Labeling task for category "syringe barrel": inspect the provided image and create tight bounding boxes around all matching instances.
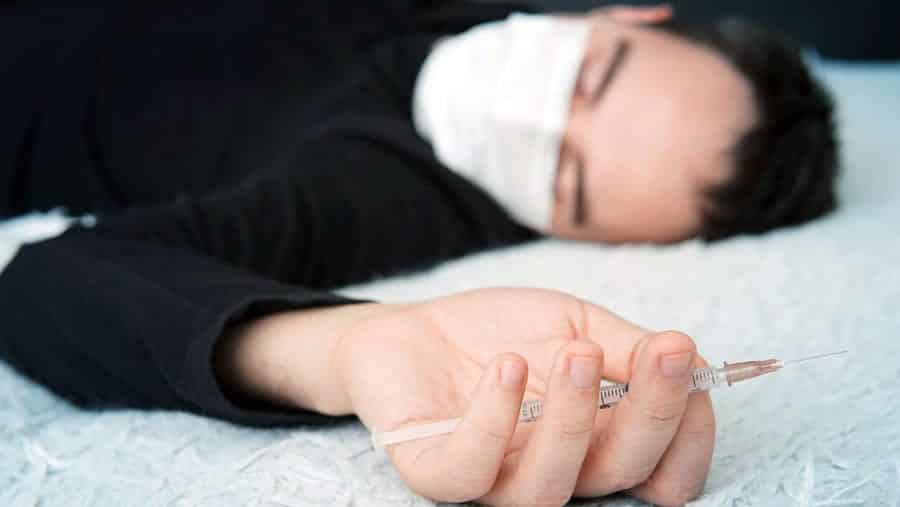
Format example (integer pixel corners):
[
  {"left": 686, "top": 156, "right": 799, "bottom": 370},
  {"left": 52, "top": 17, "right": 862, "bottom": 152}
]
[
  {"left": 689, "top": 366, "right": 727, "bottom": 391},
  {"left": 598, "top": 382, "right": 629, "bottom": 407},
  {"left": 597, "top": 367, "right": 727, "bottom": 399},
  {"left": 376, "top": 354, "right": 802, "bottom": 448},
  {"left": 516, "top": 367, "right": 726, "bottom": 422},
  {"left": 598, "top": 367, "right": 726, "bottom": 406}
]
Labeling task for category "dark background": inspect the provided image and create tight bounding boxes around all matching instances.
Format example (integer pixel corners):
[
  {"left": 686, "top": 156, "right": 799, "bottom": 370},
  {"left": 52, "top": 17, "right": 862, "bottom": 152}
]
[{"left": 501, "top": 0, "right": 900, "bottom": 60}]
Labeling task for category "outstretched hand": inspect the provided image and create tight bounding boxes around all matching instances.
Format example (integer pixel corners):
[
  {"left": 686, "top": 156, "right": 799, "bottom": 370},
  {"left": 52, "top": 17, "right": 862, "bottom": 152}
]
[{"left": 337, "top": 288, "right": 714, "bottom": 506}]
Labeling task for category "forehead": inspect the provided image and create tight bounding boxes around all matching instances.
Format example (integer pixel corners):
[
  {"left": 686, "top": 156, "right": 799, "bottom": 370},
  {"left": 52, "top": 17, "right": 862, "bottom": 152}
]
[
  {"left": 590, "top": 22, "right": 756, "bottom": 183},
  {"left": 625, "top": 25, "right": 755, "bottom": 151}
]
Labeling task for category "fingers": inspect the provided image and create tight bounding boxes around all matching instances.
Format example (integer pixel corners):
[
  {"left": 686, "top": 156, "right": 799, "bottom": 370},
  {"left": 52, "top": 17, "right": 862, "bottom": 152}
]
[
  {"left": 593, "top": 4, "right": 673, "bottom": 25},
  {"left": 575, "top": 331, "right": 696, "bottom": 497},
  {"left": 580, "top": 302, "right": 649, "bottom": 383},
  {"left": 629, "top": 356, "right": 716, "bottom": 506},
  {"left": 393, "top": 353, "right": 527, "bottom": 503},
  {"left": 482, "top": 340, "right": 604, "bottom": 506}
]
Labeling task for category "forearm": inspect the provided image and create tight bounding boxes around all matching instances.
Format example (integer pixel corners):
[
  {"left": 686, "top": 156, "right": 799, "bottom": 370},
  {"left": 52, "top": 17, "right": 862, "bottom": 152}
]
[{"left": 214, "top": 302, "right": 410, "bottom": 416}]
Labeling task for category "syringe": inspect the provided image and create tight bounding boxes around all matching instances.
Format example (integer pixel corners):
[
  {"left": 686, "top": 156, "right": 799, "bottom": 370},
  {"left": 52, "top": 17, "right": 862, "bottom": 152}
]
[{"left": 371, "top": 350, "right": 847, "bottom": 449}]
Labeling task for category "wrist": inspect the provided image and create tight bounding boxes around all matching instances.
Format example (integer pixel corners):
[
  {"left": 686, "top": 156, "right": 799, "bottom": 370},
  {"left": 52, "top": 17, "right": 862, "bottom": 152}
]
[{"left": 214, "top": 302, "right": 402, "bottom": 416}]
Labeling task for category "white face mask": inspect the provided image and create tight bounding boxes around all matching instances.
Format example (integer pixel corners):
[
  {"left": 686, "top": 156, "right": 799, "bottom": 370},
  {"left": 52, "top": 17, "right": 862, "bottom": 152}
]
[{"left": 412, "top": 13, "right": 590, "bottom": 230}]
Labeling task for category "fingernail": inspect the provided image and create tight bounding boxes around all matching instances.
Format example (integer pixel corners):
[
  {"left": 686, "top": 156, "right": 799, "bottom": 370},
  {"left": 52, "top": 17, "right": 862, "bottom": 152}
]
[
  {"left": 570, "top": 356, "right": 599, "bottom": 389},
  {"left": 500, "top": 359, "right": 525, "bottom": 388},
  {"left": 660, "top": 352, "right": 693, "bottom": 378}
]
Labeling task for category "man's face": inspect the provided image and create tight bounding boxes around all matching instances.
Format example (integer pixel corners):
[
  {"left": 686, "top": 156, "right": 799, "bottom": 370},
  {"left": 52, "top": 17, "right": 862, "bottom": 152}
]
[{"left": 548, "top": 16, "right": 758, "bottom": 243}]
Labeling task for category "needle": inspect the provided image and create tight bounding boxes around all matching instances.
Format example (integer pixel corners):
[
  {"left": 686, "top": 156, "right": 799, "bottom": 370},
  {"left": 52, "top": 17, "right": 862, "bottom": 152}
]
[{"left": 781, "top": 349, "right": 848, "bottom": 365}]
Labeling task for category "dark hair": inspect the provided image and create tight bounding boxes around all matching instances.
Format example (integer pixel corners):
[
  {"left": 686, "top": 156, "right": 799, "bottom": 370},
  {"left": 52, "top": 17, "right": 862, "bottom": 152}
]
[{"left": 658, "top": 18, "right": 839, "bottom": 241}]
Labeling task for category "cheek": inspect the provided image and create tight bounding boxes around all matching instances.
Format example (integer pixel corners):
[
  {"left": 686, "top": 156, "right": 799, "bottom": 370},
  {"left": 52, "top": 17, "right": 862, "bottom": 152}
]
[
  {"left": 625, "top": 173, "right": 700, "bottom": 242},
  {"left": 587, "top": 162, "right": 666, "bottom": 223},
  {"left": 583, "top": 133, "right": 699, "bottom": 240},
  {"left": 584, "top": 108, "right": 671, "bottom": 208}
]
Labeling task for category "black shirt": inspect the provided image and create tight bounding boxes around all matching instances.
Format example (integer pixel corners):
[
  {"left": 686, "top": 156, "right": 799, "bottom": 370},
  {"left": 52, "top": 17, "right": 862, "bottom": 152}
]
[{"left": 0, "top": 1, "right": 535, "bottom": 426}]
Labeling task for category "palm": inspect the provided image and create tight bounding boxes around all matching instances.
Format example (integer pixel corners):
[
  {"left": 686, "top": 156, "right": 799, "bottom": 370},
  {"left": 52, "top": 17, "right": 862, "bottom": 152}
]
[{"left": 342, "top": 288, "right": 628, "bottom": 456}]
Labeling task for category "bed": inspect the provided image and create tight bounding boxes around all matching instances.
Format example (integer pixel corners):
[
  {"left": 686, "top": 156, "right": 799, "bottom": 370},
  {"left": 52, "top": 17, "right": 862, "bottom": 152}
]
[{"left": 1, "top": 56, "right": 898, "bottom": 506}]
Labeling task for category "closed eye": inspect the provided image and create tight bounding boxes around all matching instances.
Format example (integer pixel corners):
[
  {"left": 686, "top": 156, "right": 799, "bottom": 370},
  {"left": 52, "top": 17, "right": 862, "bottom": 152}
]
[
  {"left": 571, "top": 38, "right": 630, "bottom": 227},
  {"left": 574, "top": 161, "right": 587, "bottom": 226}
]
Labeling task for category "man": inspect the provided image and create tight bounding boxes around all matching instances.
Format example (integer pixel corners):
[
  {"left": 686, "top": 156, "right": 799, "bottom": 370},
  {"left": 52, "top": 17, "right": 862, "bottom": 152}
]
[{"left": 0, "top": 1, "right": 836, "bottom": 505}]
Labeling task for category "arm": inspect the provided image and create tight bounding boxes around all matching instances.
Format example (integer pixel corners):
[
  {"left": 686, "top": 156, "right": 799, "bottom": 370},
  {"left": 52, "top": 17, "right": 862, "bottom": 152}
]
[{"left": 0, "top": 126, "right": 528, "bottom": 425}]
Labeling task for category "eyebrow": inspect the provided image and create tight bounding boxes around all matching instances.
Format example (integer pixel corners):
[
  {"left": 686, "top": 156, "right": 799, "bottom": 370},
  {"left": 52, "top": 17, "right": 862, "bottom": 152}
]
[
  {"left": 590, "top": 38, "right": 631, "bottom": 106},
  {"left": 574, "top": 38, "right": 631, "bottom": 226}
]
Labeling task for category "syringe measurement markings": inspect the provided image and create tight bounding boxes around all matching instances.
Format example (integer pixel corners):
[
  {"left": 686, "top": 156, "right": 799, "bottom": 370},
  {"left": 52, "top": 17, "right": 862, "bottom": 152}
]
[
  {"left": 691, "top": 368, "right": 717, "bottom": 391},
  {"left": 519, "top": 368, "right": 719, "bottom": 423},
  {"left": 599, "top": 384, "right": 627, "bottom": 407}
]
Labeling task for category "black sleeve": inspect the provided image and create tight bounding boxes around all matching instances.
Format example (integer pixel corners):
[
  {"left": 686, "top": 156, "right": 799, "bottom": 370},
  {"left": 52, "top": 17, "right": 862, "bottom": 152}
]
[{"left": 0, "top": 123, "right": 531, "bottom": 427}]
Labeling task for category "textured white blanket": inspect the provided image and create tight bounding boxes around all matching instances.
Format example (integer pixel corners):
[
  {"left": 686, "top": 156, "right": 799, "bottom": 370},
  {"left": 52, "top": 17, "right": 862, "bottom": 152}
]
[{"left": 1, "top": 58, "right": 899, "bottom": 506}]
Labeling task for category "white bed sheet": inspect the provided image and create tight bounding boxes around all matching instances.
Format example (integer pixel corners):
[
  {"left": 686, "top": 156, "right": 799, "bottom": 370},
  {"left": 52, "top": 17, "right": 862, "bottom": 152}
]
[{"left": 1, "top": 58, "right": 898, "bottom": 506}]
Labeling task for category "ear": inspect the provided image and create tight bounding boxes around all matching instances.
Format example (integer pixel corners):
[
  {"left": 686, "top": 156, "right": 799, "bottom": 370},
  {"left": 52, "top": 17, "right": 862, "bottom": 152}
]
[{"left": 589, "top": 4, "right": 673, "bottom": 25}]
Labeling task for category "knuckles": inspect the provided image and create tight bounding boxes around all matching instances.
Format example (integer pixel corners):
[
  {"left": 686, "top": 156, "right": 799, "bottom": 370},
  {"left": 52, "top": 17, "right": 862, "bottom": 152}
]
[
  {"left": 637, "top": 476, "right": 707, "bottom": 507},
  {"left": 639, "top": 399, "right": 686, "bottom": 430},
  {"left": 613, "top": 467, "right": 656, "bottom": 493},
  {"left": 414, "top": 468, "right": 494, "bottom": 504},
  {"left": 468, "top": 416, "right": 513, "bottom": 445},
  {"left": 553, "top": 416, "right": 597, "bottom": 442},
  {"left": 511, "top": 487, "right": 573, "bottom": 507}
]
